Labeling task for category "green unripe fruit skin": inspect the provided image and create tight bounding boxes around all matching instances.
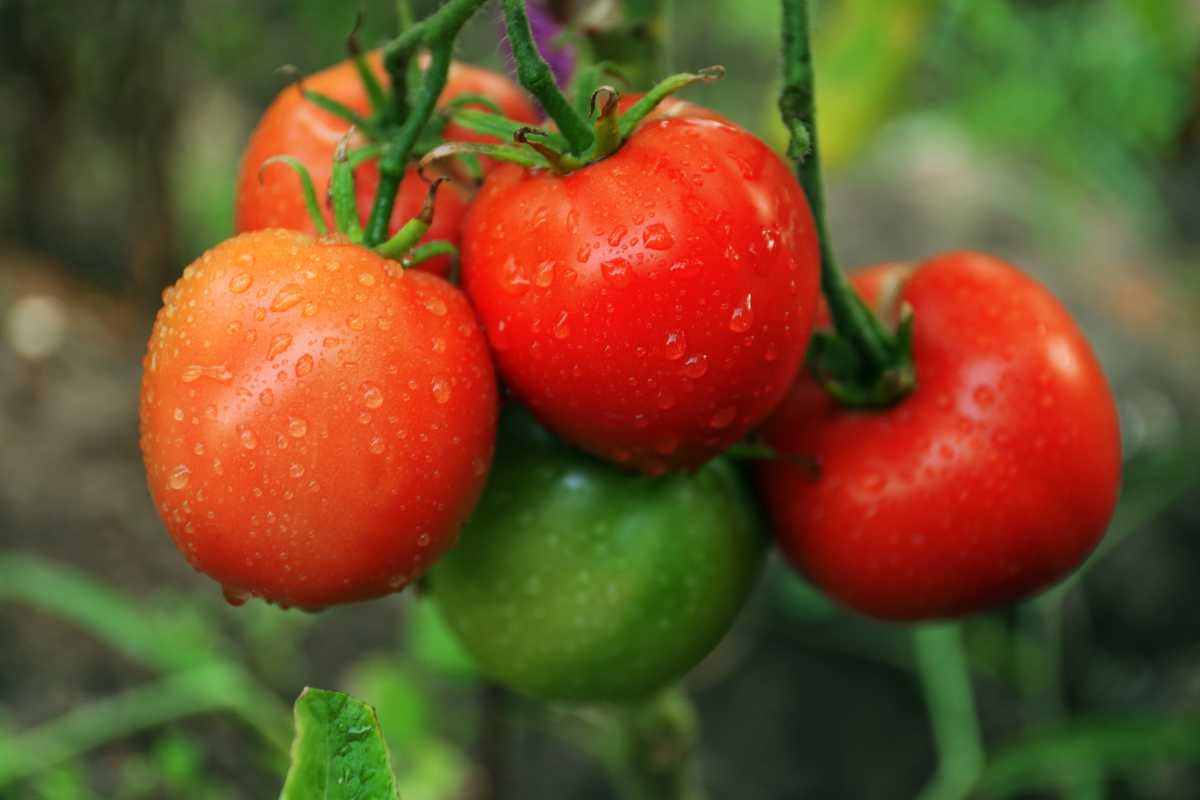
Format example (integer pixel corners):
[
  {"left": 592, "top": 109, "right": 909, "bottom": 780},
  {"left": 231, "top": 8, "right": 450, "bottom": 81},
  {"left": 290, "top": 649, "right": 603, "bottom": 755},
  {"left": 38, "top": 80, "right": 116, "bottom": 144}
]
[{"left": 430, "top": 405, "right": 765, "bottom": 702}]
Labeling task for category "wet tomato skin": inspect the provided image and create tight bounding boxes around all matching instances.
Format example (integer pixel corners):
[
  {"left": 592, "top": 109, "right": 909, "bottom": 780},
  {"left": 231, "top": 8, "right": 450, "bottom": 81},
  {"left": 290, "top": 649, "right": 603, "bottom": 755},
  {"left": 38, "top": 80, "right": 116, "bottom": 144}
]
[
  {"left": 461, "top": 110, "right": 821, "bottom": 474},
  {"left": 139, "top": 229, "right": 498, "bottom": 609},
  {"left": 431, "top": 404, "right": 765, "bottom": 702},
  {"left": 758, "top": 252, "right": 1122, "bottom": 621},
  {"left": 234, "top": 54, "right": 538, "bottom": 276}
]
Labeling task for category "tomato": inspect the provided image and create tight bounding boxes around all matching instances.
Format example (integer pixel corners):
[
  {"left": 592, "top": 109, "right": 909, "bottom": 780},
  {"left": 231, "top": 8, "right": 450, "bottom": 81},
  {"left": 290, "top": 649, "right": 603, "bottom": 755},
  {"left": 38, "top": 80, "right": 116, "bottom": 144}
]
[
  {"left": 757, "top": 252, "right": 1122, "bottom": 620},
  {"left": 460, "top": 108, "right": 821, "bottom": 473},
  {"left": 430, "top": 404, "right": 765, "bottom": 701},
  {"left": 139, "top": 230, "right": 498, "bottom": 609},
  {"left": 234, "top": 53, "right": 539, "bottom": 276}
]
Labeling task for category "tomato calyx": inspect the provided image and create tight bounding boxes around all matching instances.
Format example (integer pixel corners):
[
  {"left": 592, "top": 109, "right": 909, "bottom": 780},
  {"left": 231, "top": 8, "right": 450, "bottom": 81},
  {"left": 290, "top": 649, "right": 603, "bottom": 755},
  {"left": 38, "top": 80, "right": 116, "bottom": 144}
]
[{"left": 419, "top": 66, "right": 725, "bottom": 176}]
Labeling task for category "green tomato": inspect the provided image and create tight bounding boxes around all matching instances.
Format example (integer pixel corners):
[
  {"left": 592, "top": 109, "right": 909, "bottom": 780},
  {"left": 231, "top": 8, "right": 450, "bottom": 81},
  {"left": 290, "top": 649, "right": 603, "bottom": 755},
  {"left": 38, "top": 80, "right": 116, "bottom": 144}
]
[{"left": 429, "top": 405, "right": 766, "bottom": 702}]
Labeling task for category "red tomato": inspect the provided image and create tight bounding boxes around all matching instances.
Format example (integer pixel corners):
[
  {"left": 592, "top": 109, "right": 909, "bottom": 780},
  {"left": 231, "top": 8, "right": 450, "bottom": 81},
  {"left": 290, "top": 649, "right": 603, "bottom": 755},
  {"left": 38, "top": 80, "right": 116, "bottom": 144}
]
[
  {"left": 139, "top": 230, "right": 498, "bottom": 609},
  {"left": 461, "top": 108, "right": 821, "bottom": 473},
  {"left": 758, "top": 252, "right": 1122, "bottom": 620},
  {"left": 234, "top": 53, "right": 538, "bottom": 276}
]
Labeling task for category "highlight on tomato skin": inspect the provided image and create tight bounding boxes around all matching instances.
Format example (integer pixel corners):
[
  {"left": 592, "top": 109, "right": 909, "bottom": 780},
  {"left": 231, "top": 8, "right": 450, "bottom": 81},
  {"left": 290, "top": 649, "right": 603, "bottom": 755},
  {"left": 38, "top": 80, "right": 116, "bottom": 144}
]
[
  {"left": 460, "top": 104, "right": 822, "bottom": 475},
  {"left": 429, "top": 403, "right": 767, "bottom": 702},
  {"left": 756, "top": 251, "right": 1123, "bottom": 622},
  {"left": 233, "top": 52, "right": 539, "bottom": 276},
  {"left": 139, "top": 229, "right": 499, "bottom": 610}
]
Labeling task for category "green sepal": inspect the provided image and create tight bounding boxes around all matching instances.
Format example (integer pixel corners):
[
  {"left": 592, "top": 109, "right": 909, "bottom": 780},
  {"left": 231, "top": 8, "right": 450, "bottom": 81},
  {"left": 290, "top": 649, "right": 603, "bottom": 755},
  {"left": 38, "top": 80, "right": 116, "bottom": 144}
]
[
  {"left": 330, "top": 135, "right": 365, "bottom": 243},
  {"left": 258, "top": 156, "right": 328, "bottom": 236},
  {"left": 449, "top": 109, "right": 570, "bottom": 152},
  {"left": 615, "top": 66, "right": 725, "bottom": 141}
]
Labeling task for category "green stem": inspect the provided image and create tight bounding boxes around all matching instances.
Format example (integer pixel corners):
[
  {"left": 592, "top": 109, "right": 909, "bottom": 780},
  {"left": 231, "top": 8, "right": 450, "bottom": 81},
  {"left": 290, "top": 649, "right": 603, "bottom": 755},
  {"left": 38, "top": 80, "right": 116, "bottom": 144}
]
[
  {"left": 0, "top": 663, "right": 291, "bottom": 789},
  {"left": 366, "top": 41, "right": 454, "bottom": 246},
  {"left": 779, "top": 0, "right": 894, "bottom": 372},
  {"left": 603, "top": 687, "right": 707, "bottom": 800},
  {"left": 914, "top": 624, "right": 985, "bottom": 800},
  {"left": 501, "top": 0, "right": 595, "bottom": 154}
]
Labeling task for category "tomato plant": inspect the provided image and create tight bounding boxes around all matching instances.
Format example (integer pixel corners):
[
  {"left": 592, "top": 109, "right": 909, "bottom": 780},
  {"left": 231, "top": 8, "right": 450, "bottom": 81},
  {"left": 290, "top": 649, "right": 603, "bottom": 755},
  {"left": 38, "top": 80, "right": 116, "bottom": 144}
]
[
  {"left": 234, "top": 52, "right": 538, "bottom": 275},
  {"left": 757, "top": 252, "right": 1122, "bottom": 620},
  {"left": 460, "top": 103, "right": 821, "bottom": 474},
  {"left": 139, "top": 229, "right": 498, "bottom": 609},
  {"left": 430, "top": 404, "right": 765, "bottom": 701}
]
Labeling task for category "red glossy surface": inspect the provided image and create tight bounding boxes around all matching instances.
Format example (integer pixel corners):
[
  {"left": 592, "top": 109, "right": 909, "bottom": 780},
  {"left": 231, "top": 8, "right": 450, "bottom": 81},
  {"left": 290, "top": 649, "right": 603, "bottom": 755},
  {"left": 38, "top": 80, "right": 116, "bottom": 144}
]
[
  {"left": 234, "top": 53, "right": 538, "bottom": 275},
  {"left": 462, "top": 109, "right": 820, "bottom": 473},
  {"left": 140, "top": 230, "right": 498, "bottom": 609},
  {"left": 759, "top": 252, "right": 1122, "bottom": 620}
]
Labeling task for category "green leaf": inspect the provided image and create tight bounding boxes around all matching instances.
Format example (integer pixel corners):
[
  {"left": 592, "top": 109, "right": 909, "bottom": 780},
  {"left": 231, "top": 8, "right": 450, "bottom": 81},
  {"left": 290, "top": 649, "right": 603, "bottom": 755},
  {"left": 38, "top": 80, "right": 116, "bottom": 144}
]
[{"left": 279, "top": 688, "right": 399, "bottom": 800}]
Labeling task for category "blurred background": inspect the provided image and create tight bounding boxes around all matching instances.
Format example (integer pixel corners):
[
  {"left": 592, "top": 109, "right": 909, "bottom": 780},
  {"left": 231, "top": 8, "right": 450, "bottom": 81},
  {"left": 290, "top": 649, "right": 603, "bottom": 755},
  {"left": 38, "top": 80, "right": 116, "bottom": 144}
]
[{"left": 2, "top": 0, "right": 1199, "bottom": 797}]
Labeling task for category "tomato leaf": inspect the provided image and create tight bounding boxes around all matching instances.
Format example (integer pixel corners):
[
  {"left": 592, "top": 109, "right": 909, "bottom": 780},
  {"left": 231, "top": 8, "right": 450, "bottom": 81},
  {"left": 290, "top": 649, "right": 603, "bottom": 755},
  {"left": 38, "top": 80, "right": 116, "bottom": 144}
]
[{"left": 279, "top": 688, "right": 399, "bottom": 800}]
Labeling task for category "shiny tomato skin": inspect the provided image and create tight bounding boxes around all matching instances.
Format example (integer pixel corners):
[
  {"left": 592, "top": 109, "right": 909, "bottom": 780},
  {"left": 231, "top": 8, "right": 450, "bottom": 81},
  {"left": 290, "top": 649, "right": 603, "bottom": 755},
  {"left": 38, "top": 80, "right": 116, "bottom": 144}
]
[
  {"left": 758, "top": 252, "right": 1122, "bottom": 621},
  {"left": 140, "top": 229, "right": 498, "bottom": 609},
  {"left": 461, "top": 111, "right": 821, "bottom": 473},
  {"left": 430, "top": 404, "right": 765, "bottom": 702},
  {"left": 234, "top": 54, "right": 538, "bottom": 276}
]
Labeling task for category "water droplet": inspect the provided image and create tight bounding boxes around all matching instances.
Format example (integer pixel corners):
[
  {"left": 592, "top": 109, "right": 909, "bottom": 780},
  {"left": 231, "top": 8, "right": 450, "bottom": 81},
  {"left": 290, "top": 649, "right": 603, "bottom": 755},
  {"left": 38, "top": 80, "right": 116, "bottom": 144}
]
[
  {"left": 576, "top": 243, "right": 593, "bottom": 263},
  {"left": 302, "top": 302, "right": 318, "bottom": 317},
  {"left": 432, "top": 337, "right": 446, "bottom": 353},
  {"left": 288, "top": 417, "right": 308, "bottom": 438},
  {"left": 259, "top": 389, "right": 274, "bottom": 406},
  {"left": 432, "top": 377, "right": 451, "bottom": 404},
  {"left": 655, "top": 391, "right": 676, "bottom": 410},
  {"left": 663, "top": 331, "right": 686, "bottom": 360},
  {"left": 533, "top": 260, "right": 556, "bottom": 288},
  {"left": 764, "top": 342, "right": 780, "bottom": 362},
  {"left": 295, "top": 354, "right": 314, "bottom": 377},
  {"left": 973, "top": 386, "right": 996, "bottom": 407},
  {"left": 182, "top": 364, "right": 234, "bottom": 383},
  {"left": 729, "top": 293, "right": 754, "bottom": 332},
  {"left": 229, "top": 273, "right": 252, "bottom": 293},
  {"left": 226, "top": 321, "right": 242, "bottom": 335},
  {"left": 168, "top": 464, "right": 190, "bottom": 490},
  {"left": 173, "top": 407, "right": 185, "bottom": 421},
  {"left": 193, "top": 442, "right": 205, "bottom": 456},
  {"left": 347, "top": 315, "right": 365, "bottom": 331},
  {"left": 552, "top": 311, "right": 570, "bottom": 339},
  {"left": 289, "top": 463, "right": 305, "bottom": 478},
  {"left": 608, "top": 225, "right": 628, "bottom": 246},
  {"left": 358, "top": 272, "right": 375, "bottom": 287},
  {"left": 861, "top": 474, "right": 886, "bottom": 493},
  {"left": 270, "top": 284, "right": 304, "bottom": 312},
  {"left": 681, "top": 353, "right": 709, "bottom": 379},
  {"left": 424, "top": 296, "right": 448, "bottom": 317},
  {"left": 601, "top": 258, "right": 632, "bottom": 288},
  {"left": 323, "top": 337, "right": 340, "bottom": 348},
  {"left": 709, "top": 406, "right": 737, "bottom": 429},
  {"left": 239, "top": 427, "right": 258, "bottom": 449},
  {"left": 361, "top": 382, "right": 384, "bottom": 408},
  {"left": 642, "top": 223, "right": 673, "bottom": 250},
  {"left": 499, "top": 256, "right": 530, "bottom": 295},
  {"left": 222, "top": 586, "right": 250, "bottom": 606},
  {"left": 369, "top": 436, "right": 386, "bottom": 454},
  {"left": 267, "top": 333, "right": 293, "bottom": 359}
]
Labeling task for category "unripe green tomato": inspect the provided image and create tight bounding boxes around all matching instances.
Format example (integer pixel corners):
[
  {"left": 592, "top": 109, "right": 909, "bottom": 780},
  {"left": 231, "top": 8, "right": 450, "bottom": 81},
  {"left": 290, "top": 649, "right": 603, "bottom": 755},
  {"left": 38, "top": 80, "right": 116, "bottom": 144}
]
[{"left": 430, "top": 405, "right": 766, "bottom": 702}]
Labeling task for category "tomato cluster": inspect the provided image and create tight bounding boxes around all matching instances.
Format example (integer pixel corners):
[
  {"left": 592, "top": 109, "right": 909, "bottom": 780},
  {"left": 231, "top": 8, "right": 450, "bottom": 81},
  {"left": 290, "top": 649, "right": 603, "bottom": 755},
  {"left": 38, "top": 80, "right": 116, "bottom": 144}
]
[{"left": 140, "top": 50, "right": 1120, "bottom": 701}]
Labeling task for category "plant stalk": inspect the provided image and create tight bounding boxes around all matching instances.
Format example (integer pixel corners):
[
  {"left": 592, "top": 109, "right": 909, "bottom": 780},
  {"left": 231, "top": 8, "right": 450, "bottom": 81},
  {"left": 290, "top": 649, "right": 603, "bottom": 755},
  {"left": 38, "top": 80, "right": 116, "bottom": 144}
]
[{"left": 914, "top": 624, "right": 985, "bottom": 800}]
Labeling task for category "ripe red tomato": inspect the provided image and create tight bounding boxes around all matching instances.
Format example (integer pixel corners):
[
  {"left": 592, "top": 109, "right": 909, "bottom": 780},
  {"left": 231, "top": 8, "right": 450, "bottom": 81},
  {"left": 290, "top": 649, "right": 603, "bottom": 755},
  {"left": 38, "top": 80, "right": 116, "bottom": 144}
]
[
  {"left": 758, "top": 252, "right": 1122, "bottom": 620},
  {"left": 461, "top": 108, "right": 821, "bottom": 473},
  {"left": 139, "top": 229, "right": 498, "bottom": 609},
  {"left": 234, "top": 53, "right": 538, "bottom": 275}
]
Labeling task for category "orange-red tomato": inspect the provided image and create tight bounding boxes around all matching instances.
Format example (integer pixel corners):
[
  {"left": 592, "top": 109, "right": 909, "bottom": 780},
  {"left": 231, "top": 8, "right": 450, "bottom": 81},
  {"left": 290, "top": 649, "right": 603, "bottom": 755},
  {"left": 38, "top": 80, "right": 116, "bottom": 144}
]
[
  {"left": 758, "top": 252, "right": 1122, "bottom": 620},
  {"left": 234, "top": 53, "right": 538, "bottom": 276},
  {"left": 461, "top": 104, "right": 820, "bottom": 473},
  {"left": 140, "top": 230, "right": 498, "bottom": 609}
]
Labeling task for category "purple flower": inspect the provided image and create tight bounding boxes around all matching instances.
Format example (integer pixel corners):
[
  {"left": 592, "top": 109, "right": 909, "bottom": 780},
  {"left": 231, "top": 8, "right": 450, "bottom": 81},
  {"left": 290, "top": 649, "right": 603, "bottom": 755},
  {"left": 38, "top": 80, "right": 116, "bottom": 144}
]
[{"left": 499, "top": 1, "right": 576, "bottom": 89}]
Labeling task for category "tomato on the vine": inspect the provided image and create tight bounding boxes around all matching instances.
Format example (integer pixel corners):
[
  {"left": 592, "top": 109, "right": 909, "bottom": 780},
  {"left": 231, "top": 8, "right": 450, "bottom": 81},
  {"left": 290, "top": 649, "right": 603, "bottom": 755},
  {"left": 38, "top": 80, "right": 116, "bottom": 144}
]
[
  {"left": 757, "top": 252, "right": 1122, "bottom": 620},
  {"left": 140, "top": 229, "right": 498, "bottom": 609},
  {"left": 430, "top": 404, "right": 765, "bottom": 701},
  {"left": 460, "top": 105, "right": 821, "bottom": 473},
  {"left": 234, "top": 53, "right": 538, "bottom": 276}
]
